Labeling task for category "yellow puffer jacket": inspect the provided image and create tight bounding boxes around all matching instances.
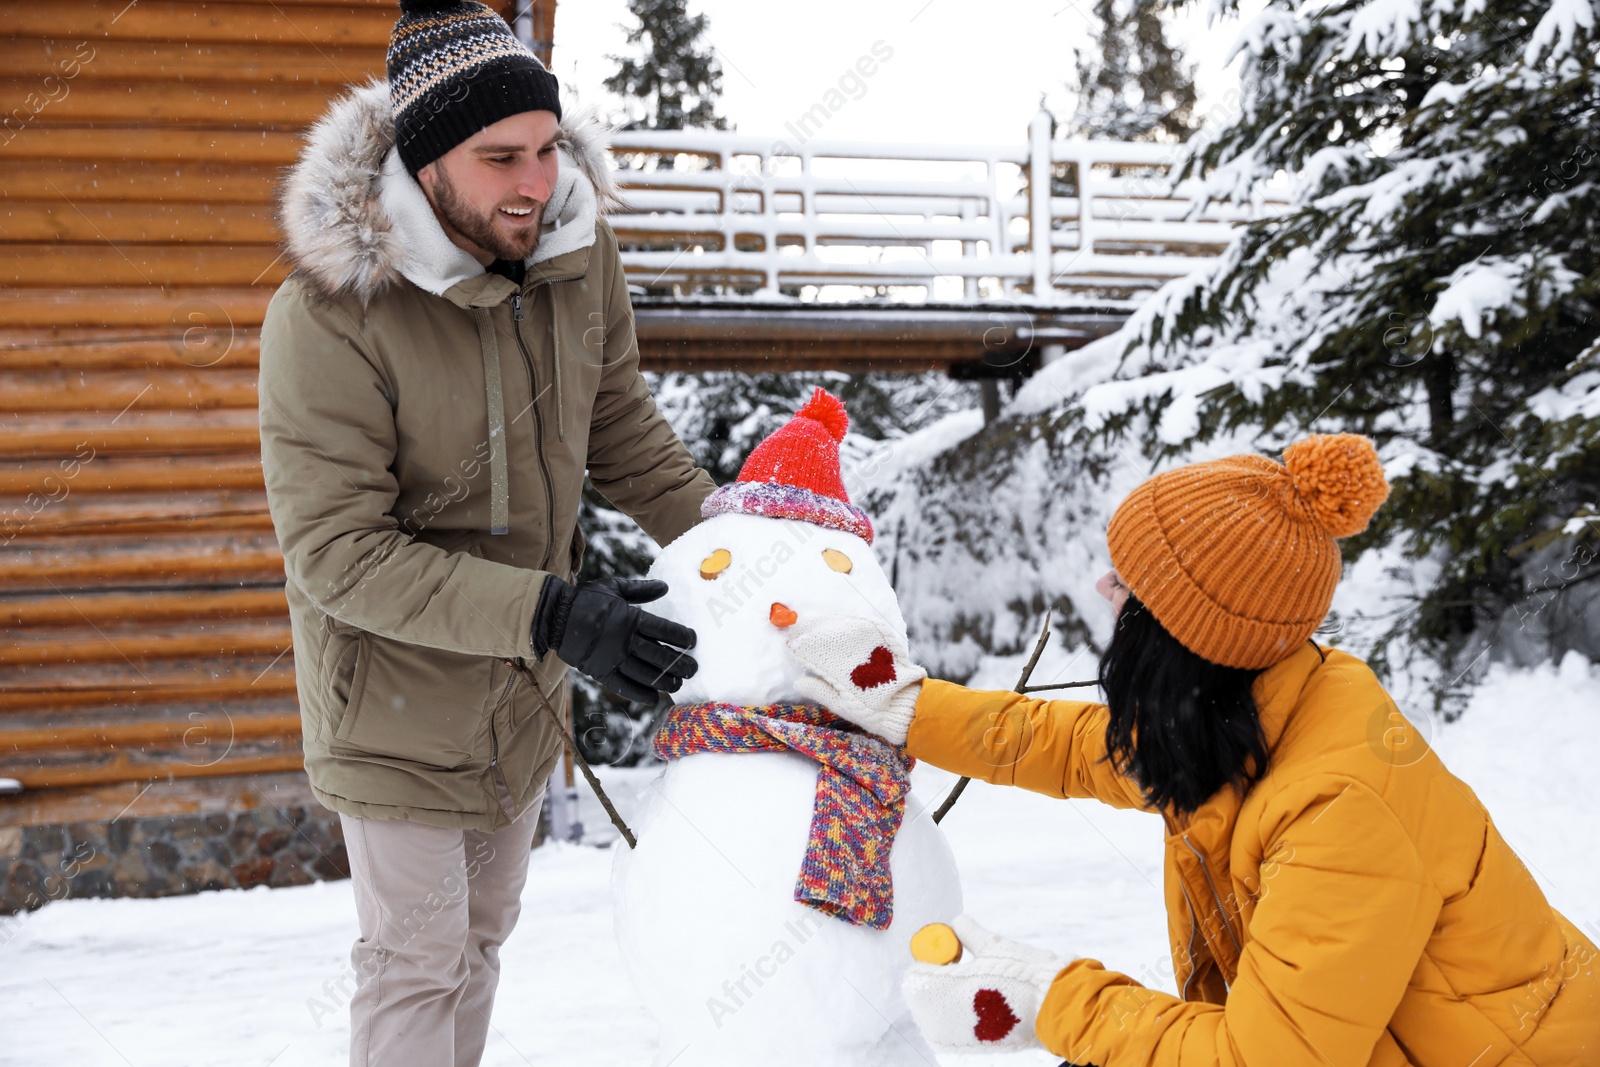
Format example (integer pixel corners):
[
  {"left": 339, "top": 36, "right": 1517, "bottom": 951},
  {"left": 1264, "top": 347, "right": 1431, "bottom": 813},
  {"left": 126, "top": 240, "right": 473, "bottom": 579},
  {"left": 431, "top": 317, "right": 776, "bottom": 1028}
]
[{"left": 907, "top": 641, "right": 1599, "bottom": 1065}]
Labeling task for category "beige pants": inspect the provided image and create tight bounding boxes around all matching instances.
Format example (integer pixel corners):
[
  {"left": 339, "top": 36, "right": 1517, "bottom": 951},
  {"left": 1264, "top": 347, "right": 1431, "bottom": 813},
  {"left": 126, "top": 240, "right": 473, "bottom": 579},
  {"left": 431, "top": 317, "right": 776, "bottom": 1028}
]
[{"left": 341, "top": 774, "right": 545, "bottom": 1067}]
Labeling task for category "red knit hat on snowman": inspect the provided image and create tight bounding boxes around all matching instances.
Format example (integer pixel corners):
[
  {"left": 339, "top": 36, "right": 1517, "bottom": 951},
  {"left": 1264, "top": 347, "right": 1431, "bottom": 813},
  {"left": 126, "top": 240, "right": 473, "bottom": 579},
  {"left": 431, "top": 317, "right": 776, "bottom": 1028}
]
[{"left": 700, "top": 388, "right": 874, "bottom": 544}]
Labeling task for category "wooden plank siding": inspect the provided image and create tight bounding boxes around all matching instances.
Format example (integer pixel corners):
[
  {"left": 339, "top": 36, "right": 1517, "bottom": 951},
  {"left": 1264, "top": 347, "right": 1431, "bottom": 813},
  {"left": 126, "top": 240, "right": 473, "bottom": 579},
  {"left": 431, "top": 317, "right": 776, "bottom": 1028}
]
[{"left": 0, "top": 0, "right": 548, "bottom": 827}]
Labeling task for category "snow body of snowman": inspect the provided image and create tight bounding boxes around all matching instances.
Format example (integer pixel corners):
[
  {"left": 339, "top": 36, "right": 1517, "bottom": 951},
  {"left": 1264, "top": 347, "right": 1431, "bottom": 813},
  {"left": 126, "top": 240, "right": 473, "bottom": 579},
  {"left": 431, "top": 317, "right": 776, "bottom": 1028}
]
[{"left": 612, "top": 391, "right": 963, "bottom": 1067}]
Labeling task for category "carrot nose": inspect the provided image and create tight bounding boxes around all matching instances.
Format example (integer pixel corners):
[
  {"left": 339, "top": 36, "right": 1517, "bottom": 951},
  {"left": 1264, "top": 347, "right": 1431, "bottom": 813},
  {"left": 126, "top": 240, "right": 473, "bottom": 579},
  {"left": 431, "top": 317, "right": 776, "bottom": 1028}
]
[{"left": 769, "top": 602, "right": 798, "bottom": 628}]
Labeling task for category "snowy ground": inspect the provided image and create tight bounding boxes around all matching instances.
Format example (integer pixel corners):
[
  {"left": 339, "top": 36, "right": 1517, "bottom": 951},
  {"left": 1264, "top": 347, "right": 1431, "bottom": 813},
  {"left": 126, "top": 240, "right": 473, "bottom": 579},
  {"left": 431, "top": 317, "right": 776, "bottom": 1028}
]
[{"left": 1, "top": 651, "right": 1596, "bottom": 1067}]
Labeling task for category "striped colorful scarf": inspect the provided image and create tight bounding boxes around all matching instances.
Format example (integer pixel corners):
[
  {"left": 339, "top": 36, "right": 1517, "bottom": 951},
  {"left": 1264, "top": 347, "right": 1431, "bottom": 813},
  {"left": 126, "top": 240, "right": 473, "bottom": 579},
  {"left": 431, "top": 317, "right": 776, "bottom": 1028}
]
[{"left": 653, "top": 701, "right": 914, "bottom": 930}]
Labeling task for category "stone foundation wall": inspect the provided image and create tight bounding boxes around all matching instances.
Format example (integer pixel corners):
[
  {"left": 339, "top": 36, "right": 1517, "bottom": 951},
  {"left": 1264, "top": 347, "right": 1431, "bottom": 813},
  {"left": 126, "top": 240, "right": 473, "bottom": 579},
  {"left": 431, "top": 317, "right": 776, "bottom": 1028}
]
[{"left": 1, "top": 800, "right": 350, "bottom": 915}]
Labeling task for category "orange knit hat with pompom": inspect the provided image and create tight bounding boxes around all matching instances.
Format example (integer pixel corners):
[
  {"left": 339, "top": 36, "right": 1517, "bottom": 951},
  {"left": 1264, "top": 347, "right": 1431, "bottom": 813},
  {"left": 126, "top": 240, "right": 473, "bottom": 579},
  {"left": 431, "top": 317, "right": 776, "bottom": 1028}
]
[{"left": 1106, "top": 433, "right": 1390, "bottom": 670}]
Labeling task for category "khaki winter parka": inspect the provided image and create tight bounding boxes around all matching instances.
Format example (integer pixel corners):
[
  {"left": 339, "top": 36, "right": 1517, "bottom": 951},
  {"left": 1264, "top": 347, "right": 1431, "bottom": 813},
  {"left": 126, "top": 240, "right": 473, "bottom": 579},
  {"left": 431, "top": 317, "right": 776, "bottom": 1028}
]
[
  {"left": 259, "top": 81, "right": 715, "bottom": 831},
  {"left": 909, "top": 642, "right": 1600, "bottom": 1065}
]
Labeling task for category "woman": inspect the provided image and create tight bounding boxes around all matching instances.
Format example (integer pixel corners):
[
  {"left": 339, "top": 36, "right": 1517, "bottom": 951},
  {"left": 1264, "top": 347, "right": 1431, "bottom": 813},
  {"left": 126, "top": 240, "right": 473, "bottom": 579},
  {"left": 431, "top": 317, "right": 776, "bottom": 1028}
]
[{"left": 786, "top": 434, "right": 1597, "bottom": 1066}]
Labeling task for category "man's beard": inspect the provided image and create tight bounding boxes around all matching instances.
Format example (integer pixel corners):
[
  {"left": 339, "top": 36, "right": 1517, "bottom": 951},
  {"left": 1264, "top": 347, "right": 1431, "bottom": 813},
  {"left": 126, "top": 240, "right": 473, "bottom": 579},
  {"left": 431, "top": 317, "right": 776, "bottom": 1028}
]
[{"left": 431, "top": 164, "right": 544, "bottom": 262}]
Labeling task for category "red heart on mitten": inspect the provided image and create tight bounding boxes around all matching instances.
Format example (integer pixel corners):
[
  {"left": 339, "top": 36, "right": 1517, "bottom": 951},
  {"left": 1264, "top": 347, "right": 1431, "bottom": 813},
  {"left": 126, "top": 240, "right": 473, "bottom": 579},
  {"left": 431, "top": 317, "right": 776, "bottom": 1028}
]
[
  {"left": 850, "top": 646, "right": 898, "bottom": 689},
  {"left": 972, "top": 988, "right": 1020, "bottom": 1042}
]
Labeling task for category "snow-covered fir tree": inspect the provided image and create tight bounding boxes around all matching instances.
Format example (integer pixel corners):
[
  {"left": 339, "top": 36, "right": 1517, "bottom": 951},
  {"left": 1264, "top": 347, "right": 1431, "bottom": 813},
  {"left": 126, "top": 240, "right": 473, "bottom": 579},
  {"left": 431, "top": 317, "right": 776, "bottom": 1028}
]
[
  {"left": 1051, "top": 0, "right": 1200, "bottom": 291},
  {"left": 883, "top": 0, "right": 1599, "bottom": 709},
  {"left": 1066, "top": 0, "right": 1200, "bottom": 142},
  {"left": 1104, "top": 0, "right": 1600, "bottom": 697},
  {"left": 603, "top": 0, "right": 728, "bottom": 132}
]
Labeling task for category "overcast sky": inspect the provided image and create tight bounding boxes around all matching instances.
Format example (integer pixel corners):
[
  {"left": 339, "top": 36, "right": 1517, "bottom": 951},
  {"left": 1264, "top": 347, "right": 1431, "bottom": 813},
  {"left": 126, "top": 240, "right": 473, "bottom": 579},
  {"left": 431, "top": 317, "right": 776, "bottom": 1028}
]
[{"left": 549, "top": 0, "right": 1258, "bottom": 148}]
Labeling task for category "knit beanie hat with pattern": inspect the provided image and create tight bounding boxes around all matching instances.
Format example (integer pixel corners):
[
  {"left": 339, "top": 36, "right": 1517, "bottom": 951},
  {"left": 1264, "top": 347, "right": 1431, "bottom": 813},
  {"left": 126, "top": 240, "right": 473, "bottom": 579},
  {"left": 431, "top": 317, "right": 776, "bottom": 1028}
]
[
  {"left": 1106, "top": 433, "right": 1390, "bottom": 670},
  {"left": 388, "top": 0, "right": 563, "bottom": 179}
]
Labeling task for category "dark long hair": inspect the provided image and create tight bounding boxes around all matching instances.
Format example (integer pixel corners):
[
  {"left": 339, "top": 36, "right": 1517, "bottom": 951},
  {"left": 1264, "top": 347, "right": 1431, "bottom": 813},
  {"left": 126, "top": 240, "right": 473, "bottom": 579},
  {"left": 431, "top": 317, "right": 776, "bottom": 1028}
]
[{"left": 1097, "top": 594, "right": 1270, "bottom": 815}]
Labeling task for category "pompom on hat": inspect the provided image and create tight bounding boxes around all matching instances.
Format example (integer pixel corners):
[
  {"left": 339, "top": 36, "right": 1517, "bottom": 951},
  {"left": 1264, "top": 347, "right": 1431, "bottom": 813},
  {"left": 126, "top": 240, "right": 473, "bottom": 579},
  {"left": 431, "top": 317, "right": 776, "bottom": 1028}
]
[
  {"left": 702, "top": 388, "right": 875, "bottom": 543},
  {"left": 1107, "top": 433, "right": 1390, "bottom": 670}
]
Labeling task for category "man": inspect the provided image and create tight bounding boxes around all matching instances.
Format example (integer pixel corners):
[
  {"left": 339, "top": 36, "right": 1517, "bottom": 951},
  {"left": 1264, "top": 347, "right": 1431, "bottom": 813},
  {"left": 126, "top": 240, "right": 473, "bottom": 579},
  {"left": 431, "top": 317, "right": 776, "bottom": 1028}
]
[{"left": 258, "top": 1, "right": 716, "bottom": 1062}]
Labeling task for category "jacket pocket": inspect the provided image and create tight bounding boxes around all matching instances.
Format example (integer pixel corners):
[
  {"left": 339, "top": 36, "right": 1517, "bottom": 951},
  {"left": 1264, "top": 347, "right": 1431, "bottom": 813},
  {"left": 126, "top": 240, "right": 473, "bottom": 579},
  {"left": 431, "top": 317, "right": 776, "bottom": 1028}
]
[
  {"left": 330, "top": 627, "right": 506, "bottom": 769},
  {"left": 509, "top": 649, "right": 570, "bottom": 733}
]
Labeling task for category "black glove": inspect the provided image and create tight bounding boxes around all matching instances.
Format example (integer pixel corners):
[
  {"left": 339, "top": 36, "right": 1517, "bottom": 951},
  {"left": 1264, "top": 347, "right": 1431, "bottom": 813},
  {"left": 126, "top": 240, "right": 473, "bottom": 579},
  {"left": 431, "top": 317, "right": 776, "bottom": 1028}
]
[{"left": 530, "top": 576, "right": 698, "bottom": 704}]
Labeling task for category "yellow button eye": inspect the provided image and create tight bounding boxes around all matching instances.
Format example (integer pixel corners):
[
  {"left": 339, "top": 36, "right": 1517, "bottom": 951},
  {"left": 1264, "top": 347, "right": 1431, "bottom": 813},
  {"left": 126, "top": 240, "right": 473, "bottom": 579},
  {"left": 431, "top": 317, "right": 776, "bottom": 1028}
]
[
  {"left": 822, "top": 548, "right": 852, "bottom": 573},
  {"left": 700, "top": 549, "right": 732, "bottom": 580}
]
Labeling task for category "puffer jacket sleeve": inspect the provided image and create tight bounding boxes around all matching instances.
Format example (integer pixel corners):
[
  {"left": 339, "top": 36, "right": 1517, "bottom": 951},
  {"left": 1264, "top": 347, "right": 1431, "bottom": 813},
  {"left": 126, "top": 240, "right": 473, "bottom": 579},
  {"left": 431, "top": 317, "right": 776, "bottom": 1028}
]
[
  {"left": 1035, "top": 776, "right": 1440, "bottom": 1066},
  {"left": 904, "top": 679, "right": 1151, "bottom": 810},
  {"left": 583, "top": 219, "right": 717, "bottom": 547},
  {"left": 259, "top": 281, "right": 547, "bottom": 658}
]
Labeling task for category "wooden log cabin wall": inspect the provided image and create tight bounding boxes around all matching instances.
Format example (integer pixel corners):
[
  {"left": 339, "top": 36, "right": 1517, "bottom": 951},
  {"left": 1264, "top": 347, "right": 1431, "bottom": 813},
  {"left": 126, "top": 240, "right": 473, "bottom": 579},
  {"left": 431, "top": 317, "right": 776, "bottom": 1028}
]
[{"left": 0, "top": 0, "right": 553, "bottom": 912}]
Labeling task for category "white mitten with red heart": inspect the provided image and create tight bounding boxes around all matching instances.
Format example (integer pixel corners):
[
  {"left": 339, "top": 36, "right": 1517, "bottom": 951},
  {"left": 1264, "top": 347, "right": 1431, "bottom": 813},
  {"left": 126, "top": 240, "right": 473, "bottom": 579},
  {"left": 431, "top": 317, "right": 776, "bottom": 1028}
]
[
  {"left": 901, "top": 915, "right": 1069, "bottom": 1053},
  {"left": 784, "top": 615, "right": 926, "bottom": 745}
]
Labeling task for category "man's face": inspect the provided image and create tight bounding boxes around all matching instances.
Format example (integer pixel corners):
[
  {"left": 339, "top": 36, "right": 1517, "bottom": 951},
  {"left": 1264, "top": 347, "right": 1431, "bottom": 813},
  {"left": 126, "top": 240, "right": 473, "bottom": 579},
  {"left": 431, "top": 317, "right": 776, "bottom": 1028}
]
[{"left": 418, "top": 110, "right": 561, "bottom": 266}]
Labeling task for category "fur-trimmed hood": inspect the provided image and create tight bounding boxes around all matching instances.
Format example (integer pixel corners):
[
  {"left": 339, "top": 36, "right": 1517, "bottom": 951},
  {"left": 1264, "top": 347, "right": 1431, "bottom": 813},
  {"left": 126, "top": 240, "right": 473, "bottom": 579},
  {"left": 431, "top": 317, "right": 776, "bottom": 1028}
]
[{"left": 278, "top": 78, "right": 623, "bottom": 307}]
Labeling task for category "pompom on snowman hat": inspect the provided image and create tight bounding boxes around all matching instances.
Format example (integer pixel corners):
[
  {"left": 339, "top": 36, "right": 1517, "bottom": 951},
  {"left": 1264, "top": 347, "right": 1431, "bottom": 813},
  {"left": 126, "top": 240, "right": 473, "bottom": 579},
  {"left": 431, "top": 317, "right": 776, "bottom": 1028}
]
[
  {"left": 701, "top": 388, "right": 875, "bottom": 544},
  {"left": 1107, "top": 432, "right": 1391, "bottom": 670}
]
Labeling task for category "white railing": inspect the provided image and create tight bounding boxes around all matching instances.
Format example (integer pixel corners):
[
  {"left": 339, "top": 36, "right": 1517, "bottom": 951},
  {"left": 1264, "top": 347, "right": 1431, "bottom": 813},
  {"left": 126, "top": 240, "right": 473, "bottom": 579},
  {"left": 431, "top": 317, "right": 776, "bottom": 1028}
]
[{"left": 607, "top": 111, "right": 1281, "bottom": 304}]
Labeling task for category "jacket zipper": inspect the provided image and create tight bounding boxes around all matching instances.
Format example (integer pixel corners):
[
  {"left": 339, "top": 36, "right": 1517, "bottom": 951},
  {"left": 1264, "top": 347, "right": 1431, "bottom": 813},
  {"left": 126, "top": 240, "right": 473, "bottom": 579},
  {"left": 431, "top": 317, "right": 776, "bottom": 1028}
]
[
  {"left": 1177, "top": 881, "right": 1202, "bottom": 1000},
  {"left": 1183, "top": 834, "right": 1243, "bottom": 955},
  {"left": 489, "top": 669, "right": 516, "bottom": 767},
  {"left": 510, "top": 291, "right": 557, "bottom": 571}
]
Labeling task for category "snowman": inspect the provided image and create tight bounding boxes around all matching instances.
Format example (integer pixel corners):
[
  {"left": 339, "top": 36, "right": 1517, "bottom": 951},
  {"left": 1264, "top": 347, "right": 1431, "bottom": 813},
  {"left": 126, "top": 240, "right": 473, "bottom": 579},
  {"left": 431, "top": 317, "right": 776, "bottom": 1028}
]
[{"left": 611, "top": 389, "right": 963, "bottom": 1067}]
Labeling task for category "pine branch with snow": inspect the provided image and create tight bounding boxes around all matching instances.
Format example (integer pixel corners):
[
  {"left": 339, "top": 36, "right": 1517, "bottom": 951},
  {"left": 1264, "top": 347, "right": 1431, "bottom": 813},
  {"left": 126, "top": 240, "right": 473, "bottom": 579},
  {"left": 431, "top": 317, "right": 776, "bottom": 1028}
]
[{"left": 1074, "top": 0, "right": 1600, "bottom": 692}]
